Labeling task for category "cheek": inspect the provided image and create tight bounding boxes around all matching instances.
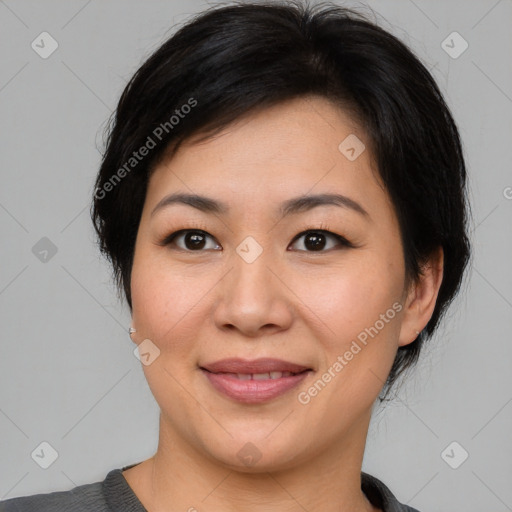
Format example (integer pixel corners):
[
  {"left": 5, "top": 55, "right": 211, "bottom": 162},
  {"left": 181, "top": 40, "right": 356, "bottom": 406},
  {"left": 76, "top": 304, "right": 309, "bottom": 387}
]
[
  {"left": 130, "top": 247, "right": 218, "bottom": 353},
  {"left": 130, "top": 256, "right": 204, "bottom": 400},
  {"left": 294, "top": 253, "right": 404, "bottom": 400},
  {"left": 130, "top": 249, "right": 184, "bottom": 340},
  {"left": 297, "top": 255, "right": 403, "bottom": 341}
]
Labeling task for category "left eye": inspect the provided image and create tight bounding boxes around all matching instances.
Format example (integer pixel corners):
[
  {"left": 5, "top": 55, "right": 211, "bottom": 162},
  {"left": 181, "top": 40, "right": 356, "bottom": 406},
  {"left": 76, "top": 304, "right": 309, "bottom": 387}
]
[
  {"left": 289, "top": 230, "right": 351, "bottom": 252},
  {"left": 162, "top": 229, "right": 351, "bottom": 252}
]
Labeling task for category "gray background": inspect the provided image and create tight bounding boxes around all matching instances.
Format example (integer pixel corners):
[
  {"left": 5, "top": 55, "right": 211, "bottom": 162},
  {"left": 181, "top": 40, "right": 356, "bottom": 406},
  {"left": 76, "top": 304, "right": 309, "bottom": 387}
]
[{"left": 1, "top": 1, "right": 511, "bottom": 511}]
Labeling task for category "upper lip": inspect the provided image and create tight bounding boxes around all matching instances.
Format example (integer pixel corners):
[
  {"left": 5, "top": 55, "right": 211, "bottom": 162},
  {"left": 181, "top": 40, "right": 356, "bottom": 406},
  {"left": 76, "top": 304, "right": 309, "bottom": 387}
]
[{"left": 200, "top": 358, "right": 311, "bottom": 374}]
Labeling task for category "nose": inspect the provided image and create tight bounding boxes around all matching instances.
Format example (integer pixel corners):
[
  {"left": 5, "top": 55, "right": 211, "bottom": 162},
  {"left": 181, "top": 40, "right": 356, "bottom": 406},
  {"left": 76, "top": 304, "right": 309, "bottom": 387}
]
[{"left": 213, "top": 245, "right": 294, "bottom": 338}]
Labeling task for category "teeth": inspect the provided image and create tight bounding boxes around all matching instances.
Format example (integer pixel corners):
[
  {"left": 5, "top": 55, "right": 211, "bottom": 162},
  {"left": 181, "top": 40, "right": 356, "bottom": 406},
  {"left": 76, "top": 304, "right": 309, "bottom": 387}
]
[
  {"left": 253, "top": 372, "right": 270, "bottom": 380},
  {"left": 233, "top": 371, "right": 295, "bottom": 380}
]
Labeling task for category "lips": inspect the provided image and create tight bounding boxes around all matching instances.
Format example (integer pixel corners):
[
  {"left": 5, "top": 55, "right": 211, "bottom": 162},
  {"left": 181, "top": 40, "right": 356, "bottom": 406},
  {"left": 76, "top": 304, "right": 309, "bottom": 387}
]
[
  {"left": 200, "top": 357, "right": 311, "bottom": 375},
  {"left": 199, "top": 358, "right": 313, "bottom": 404}
]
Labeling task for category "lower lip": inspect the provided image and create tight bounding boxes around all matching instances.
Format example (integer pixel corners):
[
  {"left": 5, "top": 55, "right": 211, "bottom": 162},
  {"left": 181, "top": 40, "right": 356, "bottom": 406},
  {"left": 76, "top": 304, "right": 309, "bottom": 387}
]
[{"left": 201, "top": 369, "right": 311, "bottom": 404}]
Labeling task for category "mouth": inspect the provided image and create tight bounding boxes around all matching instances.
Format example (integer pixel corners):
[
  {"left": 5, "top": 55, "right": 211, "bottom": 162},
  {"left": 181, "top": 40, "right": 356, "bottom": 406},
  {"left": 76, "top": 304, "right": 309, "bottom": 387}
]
[
  {"left": 200, "top": 357, "right": 312, "bottom": 375},
  {"left": 199, "top": 358, "right": 313, "bottom": 404},
  {"left": 202, "top": 370, "right": 307, "bottom": 380}
]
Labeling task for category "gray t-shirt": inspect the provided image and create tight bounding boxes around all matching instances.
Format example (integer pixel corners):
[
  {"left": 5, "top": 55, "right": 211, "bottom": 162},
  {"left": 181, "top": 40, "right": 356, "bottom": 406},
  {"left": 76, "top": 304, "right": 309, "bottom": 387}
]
[{"left": 0, "top": 463, "right": 420, "bottom": 512}]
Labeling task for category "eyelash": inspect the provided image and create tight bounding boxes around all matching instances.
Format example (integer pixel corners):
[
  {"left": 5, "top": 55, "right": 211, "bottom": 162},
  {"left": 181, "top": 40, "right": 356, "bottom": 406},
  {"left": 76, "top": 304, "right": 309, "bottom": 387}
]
[{"left": 158, "top": 222, "right": 355, "bottom": 253}]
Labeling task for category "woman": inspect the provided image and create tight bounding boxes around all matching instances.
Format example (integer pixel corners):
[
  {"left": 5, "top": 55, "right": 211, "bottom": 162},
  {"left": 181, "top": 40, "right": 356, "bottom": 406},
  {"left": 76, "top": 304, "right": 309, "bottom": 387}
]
[{"left": 0, "top": 1, "right": 470, "bottom": 511}]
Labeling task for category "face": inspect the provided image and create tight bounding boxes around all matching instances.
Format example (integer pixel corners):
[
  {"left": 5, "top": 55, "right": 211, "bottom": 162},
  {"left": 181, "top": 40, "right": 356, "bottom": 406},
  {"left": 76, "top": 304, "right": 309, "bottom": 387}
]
[{"left": 130, "top": 96, "right": 418, "bottom": 472}]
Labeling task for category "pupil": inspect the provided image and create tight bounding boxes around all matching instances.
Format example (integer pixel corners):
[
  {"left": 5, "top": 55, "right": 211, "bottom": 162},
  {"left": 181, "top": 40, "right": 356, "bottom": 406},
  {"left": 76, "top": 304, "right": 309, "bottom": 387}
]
[
  {"left": 305, "top": 233, "right": 325, "bottom": 251},
  {"left": 186, "top": 232, "right": 206, "bottom": 250}
]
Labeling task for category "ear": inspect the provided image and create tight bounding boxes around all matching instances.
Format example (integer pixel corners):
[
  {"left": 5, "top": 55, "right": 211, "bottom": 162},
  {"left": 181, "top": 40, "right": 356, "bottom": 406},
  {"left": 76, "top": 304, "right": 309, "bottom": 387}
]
[{"left": 398, "top": 246, "right": 444, "bottom": 347}]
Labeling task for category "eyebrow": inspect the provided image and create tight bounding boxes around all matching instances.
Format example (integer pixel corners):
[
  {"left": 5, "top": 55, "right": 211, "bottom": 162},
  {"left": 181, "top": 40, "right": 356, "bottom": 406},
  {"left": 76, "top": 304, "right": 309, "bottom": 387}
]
[{"left": 151, "top": 192, "right": 370, "bottom": 219}]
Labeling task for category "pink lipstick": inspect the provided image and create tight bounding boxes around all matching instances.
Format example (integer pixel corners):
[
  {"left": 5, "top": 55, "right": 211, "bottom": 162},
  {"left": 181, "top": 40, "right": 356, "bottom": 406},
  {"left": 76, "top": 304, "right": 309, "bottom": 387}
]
[{"left": 200, "top": 358, "right": 312, "bottom": 404}]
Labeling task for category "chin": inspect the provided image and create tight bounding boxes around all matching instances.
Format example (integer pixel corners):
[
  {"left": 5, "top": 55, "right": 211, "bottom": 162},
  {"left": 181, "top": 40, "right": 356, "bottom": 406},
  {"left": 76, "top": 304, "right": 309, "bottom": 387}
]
[{"left": 197, "top": 430, "right": 310, "bottom": 474}]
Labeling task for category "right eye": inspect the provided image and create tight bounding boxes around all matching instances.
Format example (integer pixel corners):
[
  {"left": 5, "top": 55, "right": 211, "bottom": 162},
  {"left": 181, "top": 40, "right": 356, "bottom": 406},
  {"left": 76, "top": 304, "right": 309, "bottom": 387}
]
[{"left": 161, "top": 230, "right": 222, "bottom": 251}]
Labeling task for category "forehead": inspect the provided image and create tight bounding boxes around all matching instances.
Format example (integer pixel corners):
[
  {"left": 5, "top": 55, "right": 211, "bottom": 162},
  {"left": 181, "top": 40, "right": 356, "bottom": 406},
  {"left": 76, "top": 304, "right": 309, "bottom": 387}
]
[{"left": 145, "top": 97, "right": 389, "bottom": 218}]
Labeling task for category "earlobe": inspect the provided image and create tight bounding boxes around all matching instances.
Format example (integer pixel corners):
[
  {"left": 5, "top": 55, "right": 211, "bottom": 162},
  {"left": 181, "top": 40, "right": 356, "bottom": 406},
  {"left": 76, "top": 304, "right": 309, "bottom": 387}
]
[
  {"left": 398, "top": 247, "right": 444, "bottom": 347},
  {"left": 129, "top": 326, "right": 137, "bottom": 343}
]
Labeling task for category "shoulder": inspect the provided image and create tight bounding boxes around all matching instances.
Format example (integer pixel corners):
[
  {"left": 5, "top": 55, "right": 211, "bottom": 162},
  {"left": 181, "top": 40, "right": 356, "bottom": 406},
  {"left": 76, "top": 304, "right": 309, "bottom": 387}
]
[
  {"left": 0, "top": 466, "right": 146, "bottom": 512},
  {"left": 362, "top": 472, "right": 422, "bottom": 512},
  {"left": 0, "top": 477, "right": 108, "bottom": 512}
]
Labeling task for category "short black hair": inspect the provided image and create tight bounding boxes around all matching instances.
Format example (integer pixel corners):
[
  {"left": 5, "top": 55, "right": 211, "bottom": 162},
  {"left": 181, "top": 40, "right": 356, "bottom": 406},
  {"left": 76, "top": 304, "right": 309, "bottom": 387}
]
[{"left": 91, "top": 0, "right": 471, "bottom": 399}]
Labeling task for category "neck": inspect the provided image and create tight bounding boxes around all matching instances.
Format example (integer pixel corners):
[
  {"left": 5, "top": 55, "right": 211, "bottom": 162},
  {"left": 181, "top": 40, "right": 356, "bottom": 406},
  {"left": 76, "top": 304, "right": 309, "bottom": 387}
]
[{"left": 124, "top": 410, "right": 379, "bottom": 512}]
